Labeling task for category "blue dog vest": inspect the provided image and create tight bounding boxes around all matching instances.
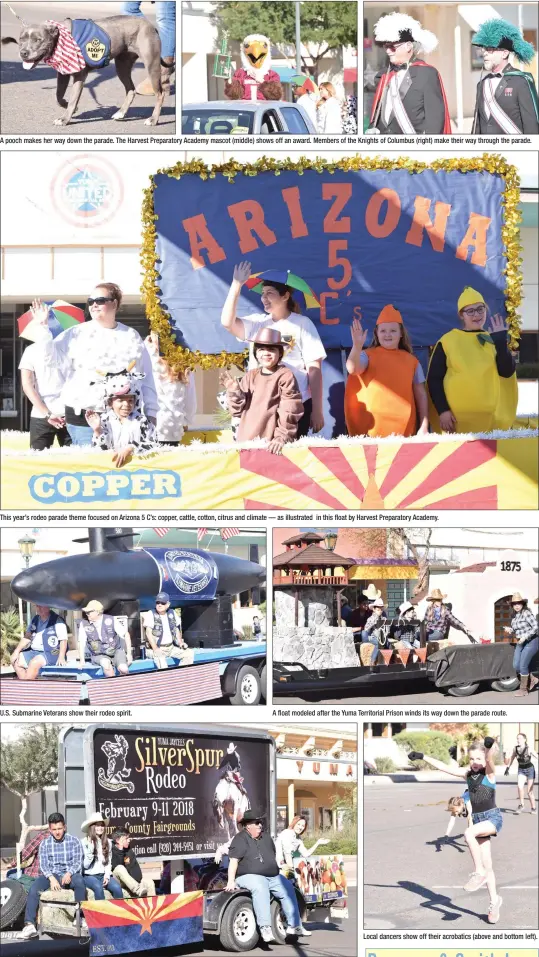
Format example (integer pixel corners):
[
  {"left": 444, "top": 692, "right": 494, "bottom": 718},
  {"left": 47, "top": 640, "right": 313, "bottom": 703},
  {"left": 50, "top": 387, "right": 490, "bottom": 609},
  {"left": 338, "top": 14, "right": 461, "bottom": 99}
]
[{"left": 71, "top": 19, "right": 111, "bottom": 68}]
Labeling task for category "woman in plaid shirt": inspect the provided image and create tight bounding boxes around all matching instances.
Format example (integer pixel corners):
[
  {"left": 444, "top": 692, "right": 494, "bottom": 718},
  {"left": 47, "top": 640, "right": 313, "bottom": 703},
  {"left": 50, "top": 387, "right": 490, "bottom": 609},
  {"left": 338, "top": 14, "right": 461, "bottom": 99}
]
[{"left": 504, "top": 593, "right": 539, "bottom": 697}]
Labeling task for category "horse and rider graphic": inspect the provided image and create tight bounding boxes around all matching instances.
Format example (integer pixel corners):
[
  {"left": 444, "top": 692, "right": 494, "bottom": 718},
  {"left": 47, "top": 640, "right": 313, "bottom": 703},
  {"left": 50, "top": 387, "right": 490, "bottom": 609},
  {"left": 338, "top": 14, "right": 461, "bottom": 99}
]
[{"left": 212, "top": 742, "right": 251, "bottom": 839}]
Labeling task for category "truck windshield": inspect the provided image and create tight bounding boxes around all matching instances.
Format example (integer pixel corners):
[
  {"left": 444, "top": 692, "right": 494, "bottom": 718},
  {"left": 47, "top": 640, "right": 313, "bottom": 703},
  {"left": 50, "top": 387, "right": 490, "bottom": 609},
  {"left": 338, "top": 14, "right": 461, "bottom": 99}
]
[{"left": 182, "top": 110, "right": 254, "bottom": 135}]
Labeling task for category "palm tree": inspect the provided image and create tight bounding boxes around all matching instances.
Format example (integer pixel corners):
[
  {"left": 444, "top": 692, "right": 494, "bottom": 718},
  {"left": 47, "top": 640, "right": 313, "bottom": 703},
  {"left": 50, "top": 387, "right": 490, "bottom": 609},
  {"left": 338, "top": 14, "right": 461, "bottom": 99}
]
[{"left": 0, "top": 606, "right": 24, "bottom": 666}]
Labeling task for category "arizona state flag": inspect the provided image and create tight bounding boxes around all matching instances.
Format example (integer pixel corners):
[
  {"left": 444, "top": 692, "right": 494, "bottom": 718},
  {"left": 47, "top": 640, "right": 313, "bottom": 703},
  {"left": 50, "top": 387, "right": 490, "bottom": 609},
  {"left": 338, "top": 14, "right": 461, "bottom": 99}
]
[{"left": 82, "top": 892, "right": 204, "bottom": 955}]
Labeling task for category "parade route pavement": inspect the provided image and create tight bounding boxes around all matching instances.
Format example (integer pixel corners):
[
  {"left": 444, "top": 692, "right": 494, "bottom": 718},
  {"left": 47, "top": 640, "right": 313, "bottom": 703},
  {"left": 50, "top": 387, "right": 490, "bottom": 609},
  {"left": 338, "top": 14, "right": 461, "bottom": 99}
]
[
  {"left": 364, "top": 779, "right": 538, "bottom": 929},
  {"left": 276, "top": 675, "right": 538, "bottom": 706},
  {"left": 0, "top": 2, "right": 175, "bottom": 134}
]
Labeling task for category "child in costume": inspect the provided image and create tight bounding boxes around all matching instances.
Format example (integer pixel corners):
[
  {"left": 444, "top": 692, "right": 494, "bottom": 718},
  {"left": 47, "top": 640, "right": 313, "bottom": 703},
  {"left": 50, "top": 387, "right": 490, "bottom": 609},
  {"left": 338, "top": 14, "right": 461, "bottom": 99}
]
[
  {"left": 344, "top": 306, "right": 429, "bottom": 437},
  {"left": 144, "top": 332, "right": 196, "bottom": 445},
  {"left": 86, "top": 365, "right": 157, "bottom": 467},
  {"left": 427, "top": 287, "right": 517, "bottom": 434},
  {"left": 471, "top": 19, "right": 539, "bottom": 135},
  {"left": 220, "top": 327, "right": 303, "bottom": 455}
]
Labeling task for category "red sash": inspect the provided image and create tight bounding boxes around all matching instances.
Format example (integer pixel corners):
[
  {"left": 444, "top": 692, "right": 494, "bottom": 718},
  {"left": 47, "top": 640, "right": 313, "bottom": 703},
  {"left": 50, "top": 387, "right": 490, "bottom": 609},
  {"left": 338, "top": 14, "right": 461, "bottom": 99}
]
[{"left": 370, "top": 61, "right": 452, "bottom": 133}]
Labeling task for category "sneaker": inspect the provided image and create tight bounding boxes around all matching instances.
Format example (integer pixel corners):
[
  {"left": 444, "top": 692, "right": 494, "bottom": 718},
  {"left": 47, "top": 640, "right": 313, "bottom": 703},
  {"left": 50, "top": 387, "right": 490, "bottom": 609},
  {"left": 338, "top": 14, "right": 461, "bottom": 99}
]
[
  {"left": 80, "top": 919, "right": 89, "bottom": 935},
  {"left": 19, "top": 924, "right": 38, "bottom": 939},
  {"left": 288, "top": 925, "right": 313, "bottom": 937},
  {"left": 260, "top": 926, "right": 275, "bottom": 943},
  {"left": 463, "top": 871, "right": 487, "bottom": 892},
  {"left": 516, "top": 804, "right": 524, "bottom": 814},
  {"left": 488, "top": 895, "right": 503, "bottom": 924},
  {"left": 531, "top": 807, "right": 537, "bottom": 815},
  {"left": 136, "top": 882, "right": 148, "bottom": 896}
]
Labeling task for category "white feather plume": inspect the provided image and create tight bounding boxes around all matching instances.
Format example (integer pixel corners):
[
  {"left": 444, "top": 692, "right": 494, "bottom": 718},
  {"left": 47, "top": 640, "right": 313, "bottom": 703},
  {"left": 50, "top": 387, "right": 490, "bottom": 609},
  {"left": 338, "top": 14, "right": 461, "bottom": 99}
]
[{"left": 373, "top": 13, "right": 438, "bottom": 54}]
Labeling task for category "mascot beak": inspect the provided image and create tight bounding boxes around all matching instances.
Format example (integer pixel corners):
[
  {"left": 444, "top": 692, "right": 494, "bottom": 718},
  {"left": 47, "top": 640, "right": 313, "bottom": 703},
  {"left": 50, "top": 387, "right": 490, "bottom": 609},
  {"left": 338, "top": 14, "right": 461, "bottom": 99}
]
[{"left": 245, "top": 39, "right": 268, "bottom": 67}]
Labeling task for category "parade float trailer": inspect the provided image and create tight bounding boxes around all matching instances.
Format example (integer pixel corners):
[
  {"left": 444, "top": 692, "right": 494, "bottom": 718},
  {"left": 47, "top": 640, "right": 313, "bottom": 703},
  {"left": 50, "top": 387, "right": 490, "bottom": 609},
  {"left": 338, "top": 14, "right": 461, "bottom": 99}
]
[
  {"left": 0, "top": 724, "right": 348, "bottom": 954},
  {"left": 1, "top": 155, "right": 537, "bottom": 512},
  {"left": 1, "top": 529, "right": 267, "bottom": 707}
]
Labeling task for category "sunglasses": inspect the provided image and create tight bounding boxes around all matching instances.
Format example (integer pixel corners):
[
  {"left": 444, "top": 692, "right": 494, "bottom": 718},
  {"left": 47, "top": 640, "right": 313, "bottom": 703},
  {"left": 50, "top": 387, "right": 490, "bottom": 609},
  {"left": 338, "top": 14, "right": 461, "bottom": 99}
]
[
  {"left": 87, "top": 297, "right": 115, "bottom": 307},
  {"left": 384, "top": 41, "right": 407, "bottom": 51}
]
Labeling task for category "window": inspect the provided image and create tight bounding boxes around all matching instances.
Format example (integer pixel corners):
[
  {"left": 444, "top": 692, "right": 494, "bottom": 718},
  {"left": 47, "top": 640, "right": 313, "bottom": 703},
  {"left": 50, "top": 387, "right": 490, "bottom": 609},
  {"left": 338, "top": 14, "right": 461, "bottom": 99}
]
[
  {"left": 280, "top": 107, "right": 309, "bottom": 134},
  {"left": 181, "top": 110, "right": 254, "bottom": 135},
  {"left": 0, "top": 310, "right": 17, "bottom": 419}
]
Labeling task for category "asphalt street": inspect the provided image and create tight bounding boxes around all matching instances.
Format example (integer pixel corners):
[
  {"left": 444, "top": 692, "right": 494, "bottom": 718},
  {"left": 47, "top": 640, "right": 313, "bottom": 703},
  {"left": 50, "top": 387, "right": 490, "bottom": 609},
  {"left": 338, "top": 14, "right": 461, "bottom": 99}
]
[
  {"left": 364, "top": 778, "right": 538, "bottom": 930},
  {"left": 275, "top": 675, "right": 539, "bottom": 706},
  {"left": 0, "top": 2, "right": 175, "bottom": 134}
]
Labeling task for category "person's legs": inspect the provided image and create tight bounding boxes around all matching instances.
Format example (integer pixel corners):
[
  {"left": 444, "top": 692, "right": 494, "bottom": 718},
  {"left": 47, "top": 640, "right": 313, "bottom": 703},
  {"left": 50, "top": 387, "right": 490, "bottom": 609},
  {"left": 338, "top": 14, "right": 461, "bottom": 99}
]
[
  {"left": 156, "top": 2, "right": 175, "bottom": 58},
  {"left": 29, "top": 417, "right": 56, "bottom": 451},
  {"left": 113, "top": 864, "right": 142, "bottom": 896},
  {"left": 142, "top": 876, "right": 156, "bottom": 896},
  {"left": 517, "top": 773, "right": 526, "bottom": 810},
  {"left": 15, "top": 651, "right": 46, "bottom": 681},
  {"left": 527, "top": 773, "right": 536, "bottom": 810},
  {"left": 96, "top": 656, "right": 115, "bottom": 677},
  {"left": 477, "top": 836, "right": 497, "bottom": 906},
  {"left": 113, "top": 648, "right": 129, "bottom": 675},
  {"left": 235, "top": 874, "right": 272, "bottom": 928},
  {"left": 106, "top": 876, "right": 124, "bottom": 899},
  {"left": 69, "top": 873, "right": 87, "bottom": 903},
  {"left": 56, "top": 425, "right": 72, "bottom": 447},
  {"left": 66, "top": 424, "right": 93, "bottom": 446},
  {"left": 266, "top": 875, "right": 301, "bottom": 929},
  {"left": 519, "top": 637, "right": 539, "bottom": 678},
  {"left": 463, "top": 820, "right": 497, "bottom": 889},
  {"left": 84, "top": 875, "right": 105, "bottom": 900},
  {"left": 360, "top": 632, "right": 379, "bottom": 665},
  {"left": 24, "top": 876, "right": 50, "bottom": 925}
]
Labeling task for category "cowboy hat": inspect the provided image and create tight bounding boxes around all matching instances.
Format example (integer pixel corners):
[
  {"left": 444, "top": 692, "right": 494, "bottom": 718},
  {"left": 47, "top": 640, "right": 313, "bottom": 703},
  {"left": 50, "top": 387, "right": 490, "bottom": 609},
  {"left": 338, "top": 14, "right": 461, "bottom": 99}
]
[
  {"left": 363, "top": 584, "right": 382, "bottom": 601},
  {"left": 82, "top": 599, "right": 104, "bottom": 613},
  {"left": 510, "top": 592, "right": 528, "bottom": 605},
  {"left": 370, "top": 598, "right": 385, "bottom": 608},
  {"left": 81, "top": 811, "right": 108, "bottom": 833},
  {"left": 398, "top": 601, "right": 415, "bottom": 615},
  {"left": 247, "top": 327, "right": 285, "bottom": 348},
  {"left": 426, "top": 588, "right": 447, "bottom": 602},
  {"left": 241, "top": 809, "right": 265, "bottom": 824}
]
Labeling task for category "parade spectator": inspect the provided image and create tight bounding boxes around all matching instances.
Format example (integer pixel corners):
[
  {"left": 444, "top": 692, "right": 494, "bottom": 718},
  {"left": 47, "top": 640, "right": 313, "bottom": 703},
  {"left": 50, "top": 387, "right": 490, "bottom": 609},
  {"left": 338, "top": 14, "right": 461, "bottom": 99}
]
[
  {"left": 220, "top": 328, "right": 303, "bottom": 455},
  {"left": 345, "top": 308, "right": 429, "bottom": 437},
  {"left": 342, "top": 93, "right": 358, "bottom": 133},
  {"left": 18, "top": 340, "right": 70, "bottom": 450},
  {"left": 360, "top": 598, "right": 388, "bottom": 664},
  {"left": 252, "top": 615, "right": 263, "bottom": 637},
  {"left": 504, "top": 593, "right": 539, "bottom": 696},
  {"left": 20, "top": 813, "right": 85, "bottom": 940},
  {"left": 316, "top": 82, "right": 343, "bottom": 133},
  {"left": 505, "top": 733, "right": 538, "bottom": 813},
  {"left": 144, "top": 592, "right": 194, "bottom": 669},
  {"left": 144, "top": 333, "right": 196, "bottom": 445},
  {"left": 10, "top": 605, "right": 68, "bottom": 680},
  {"left": 291, "top": 75, "right": 318, "bottom": 128},
  {"left": 111, "top": 827, "right": 156, "bottom": 897},
  {"left": 225, "top": 810, "right": 310, "bottom": 943},
  {"left": 424, "top": 589, "right": 475, "bottom": 644},
  {"left": 86, "top": 368, "right": 158, "bottom": 467},
  {"left": 275, "top": 816, "right": 330, "bottom": 876},
  {"left": 427, "top": 287, "right": 517, "bottom": 434},
  {"left": 78, "top": 601, "right": 132, "bottom": 677},
  {"left": 121, "top": 1, "right": 175, "bottom": 93},
  {"left": 81, "top": 813, "right": 123, "bottom": 901},
  {"left": 221, "top": 261, "right": 326, "bottom": 437},
  {"left": 29, "top": 288, "right": 158, "bottom": 446}
]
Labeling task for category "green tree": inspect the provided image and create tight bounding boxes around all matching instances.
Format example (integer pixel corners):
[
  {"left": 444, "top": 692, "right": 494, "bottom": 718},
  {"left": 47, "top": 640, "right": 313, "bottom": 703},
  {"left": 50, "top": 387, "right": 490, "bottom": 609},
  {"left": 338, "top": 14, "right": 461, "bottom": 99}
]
[
  {"left": 0, "top": 606, "right": 25, "bottom": 666},
  {"left": 211, "top": 2, "right": 357, "bottom": 78},
  {"left": 0, "top": 725, "right": 60, "bottom": 847}
]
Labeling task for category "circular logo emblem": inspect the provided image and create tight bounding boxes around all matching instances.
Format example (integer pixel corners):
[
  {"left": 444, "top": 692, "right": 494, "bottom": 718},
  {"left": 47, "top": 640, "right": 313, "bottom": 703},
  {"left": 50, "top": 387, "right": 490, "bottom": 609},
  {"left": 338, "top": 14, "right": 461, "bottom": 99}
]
[
  {"left": 86, "top": 38, "right": 106, "bottom": 62},
  {"left": 51, "top": 154, "right": 123, "bottom": 228},
  {"left": 47, "top": 635, "right": 59, "bottom": 648},
  {"left": 164, "top": 549, "right": 213, "bottom": 594}
]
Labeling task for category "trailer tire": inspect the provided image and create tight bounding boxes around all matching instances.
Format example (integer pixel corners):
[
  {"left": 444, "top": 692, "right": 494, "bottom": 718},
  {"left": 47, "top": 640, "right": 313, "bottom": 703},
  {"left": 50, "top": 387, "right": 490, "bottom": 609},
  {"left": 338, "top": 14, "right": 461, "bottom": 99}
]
[
  {"left": 229, "top": 665, "right": 262, "bottom": 706},
  {"left": 219, "top": 896, "right": 259, "bottom": 952},
  {"left": 491, "top": 676, "right": 519, "bottom": 692},
  {"left": 447, "top": 682, "right": 480, "bottom": 697},
  {"left": 260, "top": 664, "right": 267, "bottom": 702},
  {"left": 0, "top": 880, "right": 28, "bottom": 930},
  {"left": 271, "top": 898, "right": 288, "bottom": 944}
]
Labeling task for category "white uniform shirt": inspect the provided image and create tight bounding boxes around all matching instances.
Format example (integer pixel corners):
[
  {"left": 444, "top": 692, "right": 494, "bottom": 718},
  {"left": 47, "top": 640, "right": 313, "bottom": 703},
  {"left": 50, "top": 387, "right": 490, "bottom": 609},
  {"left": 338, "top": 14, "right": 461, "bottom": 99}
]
[
  {"left": 30, "top": 616, "right": 68, "bottom": 650},
  {"left": 240, "top": 313, "right": 326, "bottom": 402},
  {"left": 18, "top": 342, "right": 66, "bottom": 417}
]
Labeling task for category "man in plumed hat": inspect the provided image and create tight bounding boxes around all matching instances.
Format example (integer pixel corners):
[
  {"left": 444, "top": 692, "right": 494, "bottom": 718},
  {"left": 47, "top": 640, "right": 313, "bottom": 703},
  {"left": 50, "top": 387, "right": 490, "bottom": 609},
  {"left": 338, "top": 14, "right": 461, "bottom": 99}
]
[
  {"left": 472, "top": 19, "right": 539, "bottom": 134},
  {"left": 368, "top": 12, "right": 451, "bottom": 134}
]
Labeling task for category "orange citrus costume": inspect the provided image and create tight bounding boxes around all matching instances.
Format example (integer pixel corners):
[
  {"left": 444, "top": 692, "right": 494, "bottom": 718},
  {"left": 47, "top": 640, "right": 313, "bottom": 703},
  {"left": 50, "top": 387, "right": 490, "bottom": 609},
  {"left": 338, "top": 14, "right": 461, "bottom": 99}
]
[{"left": 344, "top": 305, "right": 420, "bottom": 437}]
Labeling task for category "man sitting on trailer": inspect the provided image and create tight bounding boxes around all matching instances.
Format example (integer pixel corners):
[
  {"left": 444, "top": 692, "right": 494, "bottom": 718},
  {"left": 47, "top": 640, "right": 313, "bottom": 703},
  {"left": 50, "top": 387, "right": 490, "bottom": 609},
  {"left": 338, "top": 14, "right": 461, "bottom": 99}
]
[
  {"left": 19, "top": 812, "right": 86, "bottom": 940},
  {"left": 225, "top": 809, "right": 310, "bottom": 943},
  {"left": 143, "top": 591, "right": 194, "bottom": 669},
  {"left": 10, "top": 604, "right": 69, "bottom": 680},
  {"left": 77, "top": 600, "right": 132, "bottom": 677}
]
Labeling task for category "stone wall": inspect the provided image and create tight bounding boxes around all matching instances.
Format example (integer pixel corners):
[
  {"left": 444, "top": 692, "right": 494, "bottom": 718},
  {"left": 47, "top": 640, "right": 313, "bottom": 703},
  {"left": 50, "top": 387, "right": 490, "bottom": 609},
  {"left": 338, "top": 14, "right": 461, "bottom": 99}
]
[
  {"left": 275, "top": 587, "right": 334, "bottom": 628},
  {"left": 274, "top": 625, "right": 360, "bottom": 670}
]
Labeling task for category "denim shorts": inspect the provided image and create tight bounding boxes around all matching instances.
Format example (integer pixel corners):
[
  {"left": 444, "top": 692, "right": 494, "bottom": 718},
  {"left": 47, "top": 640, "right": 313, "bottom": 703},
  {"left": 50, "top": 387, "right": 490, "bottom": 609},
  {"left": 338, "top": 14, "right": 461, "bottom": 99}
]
[
  {"left": 517, "top": 766, "right": 536, "bottom": 781},
  {"left": 472, "top": 808, "right": 503, "bottom": 834}
]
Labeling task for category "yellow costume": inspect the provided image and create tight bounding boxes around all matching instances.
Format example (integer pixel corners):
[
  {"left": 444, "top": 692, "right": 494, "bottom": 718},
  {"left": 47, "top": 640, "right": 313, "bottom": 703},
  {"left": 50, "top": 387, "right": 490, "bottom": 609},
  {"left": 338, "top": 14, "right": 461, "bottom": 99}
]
[{"left": 428, "top": 288, "right": 517, "bottom": 434}]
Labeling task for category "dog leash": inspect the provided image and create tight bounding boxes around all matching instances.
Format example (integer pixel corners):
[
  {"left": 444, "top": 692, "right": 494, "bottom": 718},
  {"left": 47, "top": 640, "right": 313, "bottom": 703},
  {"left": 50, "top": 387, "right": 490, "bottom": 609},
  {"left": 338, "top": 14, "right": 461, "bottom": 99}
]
[{"left": 3, "top": 2, "right": 26, "bottom": 23}]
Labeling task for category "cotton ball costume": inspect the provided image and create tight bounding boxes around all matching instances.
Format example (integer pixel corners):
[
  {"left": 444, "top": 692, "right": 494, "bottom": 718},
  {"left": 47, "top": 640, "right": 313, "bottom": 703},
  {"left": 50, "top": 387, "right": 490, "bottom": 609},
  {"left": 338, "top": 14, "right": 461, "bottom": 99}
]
[
  {"left": 225, "top": 34, "right": 282, "bottom": 101},
  {"left": 145, "top": 338, "right": 196, "bottom": 443}
]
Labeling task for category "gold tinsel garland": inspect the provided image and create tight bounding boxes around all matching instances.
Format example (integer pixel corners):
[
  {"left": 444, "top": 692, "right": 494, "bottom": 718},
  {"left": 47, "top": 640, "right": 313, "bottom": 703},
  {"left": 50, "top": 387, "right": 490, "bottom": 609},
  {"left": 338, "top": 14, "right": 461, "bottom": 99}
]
[{"left": 140, "top": 153, "right": 522, "bottom": 371}]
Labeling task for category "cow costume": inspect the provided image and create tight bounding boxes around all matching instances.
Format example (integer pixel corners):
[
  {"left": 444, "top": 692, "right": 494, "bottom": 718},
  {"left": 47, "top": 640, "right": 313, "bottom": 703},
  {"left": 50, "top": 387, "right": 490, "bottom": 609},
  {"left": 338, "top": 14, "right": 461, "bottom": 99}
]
[
  {"left": 471, "top": 19, "right": 539, "bottom": 135},
  {"left": 225, "top": 34, "right": 282, "bottom": 101},
  {"left": 90, "top": 364, "right": 157, "bottom": 456},
  {"left": 369, "top": 13, "right": 450, "bottom": 134}
]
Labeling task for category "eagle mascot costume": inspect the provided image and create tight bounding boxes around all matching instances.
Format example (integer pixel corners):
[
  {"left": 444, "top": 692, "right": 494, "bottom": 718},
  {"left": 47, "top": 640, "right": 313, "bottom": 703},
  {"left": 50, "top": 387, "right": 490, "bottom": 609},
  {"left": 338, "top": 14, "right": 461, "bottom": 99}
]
[{"left": 225, "top": 33, "right": 282, "bottom": 100}]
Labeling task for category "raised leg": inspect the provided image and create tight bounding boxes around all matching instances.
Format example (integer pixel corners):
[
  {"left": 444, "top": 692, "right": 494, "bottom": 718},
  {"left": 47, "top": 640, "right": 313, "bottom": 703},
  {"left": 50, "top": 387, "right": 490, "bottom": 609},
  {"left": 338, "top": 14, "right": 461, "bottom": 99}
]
[{"left": 113, "top": 53, "right": 138, "bottom": 120}]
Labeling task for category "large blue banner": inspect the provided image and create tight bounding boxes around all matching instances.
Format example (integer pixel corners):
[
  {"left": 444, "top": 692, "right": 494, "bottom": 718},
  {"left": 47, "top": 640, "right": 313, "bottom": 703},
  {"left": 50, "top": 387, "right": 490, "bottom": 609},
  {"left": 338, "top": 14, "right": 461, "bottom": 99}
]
[{"left": 153, "top": 164, "right": 507, "bottom": 352}]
